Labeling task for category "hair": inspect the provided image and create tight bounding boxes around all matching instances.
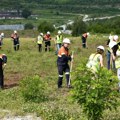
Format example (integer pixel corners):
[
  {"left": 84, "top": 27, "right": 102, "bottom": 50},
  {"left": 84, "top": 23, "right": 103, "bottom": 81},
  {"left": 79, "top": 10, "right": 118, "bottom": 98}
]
[{"left": 97, "top": 48, "right": 104, "bottom": 54}]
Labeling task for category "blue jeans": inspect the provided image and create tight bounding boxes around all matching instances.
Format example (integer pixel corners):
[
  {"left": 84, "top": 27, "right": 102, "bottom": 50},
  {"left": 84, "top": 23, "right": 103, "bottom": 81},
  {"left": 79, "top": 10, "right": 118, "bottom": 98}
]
[
  {"left": 56, "top": 43, "right": 62, "bottom": 54},
  {"left": 106, "top": 50, "right": 115, "bottom": 70}
]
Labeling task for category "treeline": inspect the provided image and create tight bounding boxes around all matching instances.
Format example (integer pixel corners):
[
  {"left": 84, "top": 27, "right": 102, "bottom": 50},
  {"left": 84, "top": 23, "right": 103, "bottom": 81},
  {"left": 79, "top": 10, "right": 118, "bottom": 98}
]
[
  {"left": 71, "top": 16, "right": 120, "bottom": 36},
  {"left": 88, "top": 17, "right": 120, "bottom": 34}
]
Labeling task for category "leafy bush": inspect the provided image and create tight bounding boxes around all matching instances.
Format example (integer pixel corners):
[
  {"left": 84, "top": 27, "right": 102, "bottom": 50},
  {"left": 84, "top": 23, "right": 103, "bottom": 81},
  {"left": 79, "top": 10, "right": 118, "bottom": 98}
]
[
  {"left": 24, "top": 23, "right": 34, "bottom": 30},
  {"left": 38, "top": 21, "right": 55, "bottom": 33},
  {"left": 71, "top": 63, "right": 119, "bottom": 120},
  {"left": 20, "top": 75, "right": 46, "bottom": 103}
]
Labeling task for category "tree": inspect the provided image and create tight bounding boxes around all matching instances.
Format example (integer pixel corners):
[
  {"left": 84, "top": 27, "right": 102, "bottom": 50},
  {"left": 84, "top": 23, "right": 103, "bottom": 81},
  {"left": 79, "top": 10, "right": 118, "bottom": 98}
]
[
  {"left": 38, "top": 21, "right": 55, "bottom": 33},
  {"left": 22, "top": 8, "right": 31, "bottom": 19},
  {"left": 71, "top": 62, "right": 119, "bottom": 120},
  {"left": 72, "top": 17, "right": 87, "bottom": 36}
]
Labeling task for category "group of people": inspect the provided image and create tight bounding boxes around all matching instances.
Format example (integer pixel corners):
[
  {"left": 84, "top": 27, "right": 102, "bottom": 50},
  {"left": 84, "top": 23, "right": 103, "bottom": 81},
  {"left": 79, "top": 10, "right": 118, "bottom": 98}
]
[
  {"left": 0, "top": 30, "right": 120, "bottom": 90},
  {"left": 37, "top": 30, "right": 63, "bottom": 53},
  {"left": 86, "top": 34, "right": 120, "bottom": 91}
]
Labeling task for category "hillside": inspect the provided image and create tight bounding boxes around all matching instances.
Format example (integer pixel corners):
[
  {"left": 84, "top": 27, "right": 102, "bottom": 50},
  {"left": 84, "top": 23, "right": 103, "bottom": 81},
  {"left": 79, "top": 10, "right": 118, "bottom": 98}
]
[{"left": 0, "top": 0, "right": 120, "bottom": 15}]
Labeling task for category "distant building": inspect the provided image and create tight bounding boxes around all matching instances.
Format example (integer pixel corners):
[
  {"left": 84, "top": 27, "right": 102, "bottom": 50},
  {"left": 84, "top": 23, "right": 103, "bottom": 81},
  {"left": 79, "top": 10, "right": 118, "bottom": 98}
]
[{"left": 0, "top": 24, "right": 24, "bottom": 30}]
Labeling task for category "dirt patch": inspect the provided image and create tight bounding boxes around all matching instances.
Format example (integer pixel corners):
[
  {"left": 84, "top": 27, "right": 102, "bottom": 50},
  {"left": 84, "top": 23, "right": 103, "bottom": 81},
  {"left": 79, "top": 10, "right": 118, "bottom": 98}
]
[{"left": 4, "top": 73, "right": 23, "bottom": 89}]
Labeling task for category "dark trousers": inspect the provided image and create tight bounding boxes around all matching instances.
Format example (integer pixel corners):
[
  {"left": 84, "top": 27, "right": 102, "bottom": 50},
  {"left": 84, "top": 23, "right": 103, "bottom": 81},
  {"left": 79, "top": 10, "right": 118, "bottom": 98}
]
[
  {"left": 13, "top": 40, "right": 20, "bottom": 51},
  {"left": 38, "top": 44, "right": 42, "bottom": 52},
  {"left": 0, "top": 73, "right": 4, "bottom": 89},
  {"left": 45, "top": 41, "right": 51, "bottom": 52},
  {"left": 82, "top": 36, "right": 86, "bottom": 48},
  {"left": 57, "top": 64, "right": 70, "bottom": 88}
]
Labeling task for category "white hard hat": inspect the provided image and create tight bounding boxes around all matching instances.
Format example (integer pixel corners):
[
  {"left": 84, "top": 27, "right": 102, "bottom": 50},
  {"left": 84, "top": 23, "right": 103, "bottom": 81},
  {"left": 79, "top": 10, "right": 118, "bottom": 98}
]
[
  {"left": 47, "top": 31, "right": 50, "bottom": 34},
  {"left": 14, "top": 30, "right": 17, "bottom": 34},
  {"left": 63, "top": 38, "right": 70, "bottom": 44},
  {"left": 58, "top": 31, "right": 61, "bottom": 34},
  {"left": 1, "top": 32, "right": 4, "bottom": 36},
  {"left": 113, "top": 35, "right": 118, "bottom": 41},
  {"left": 40, "top": 33, "right": 43, "bottom": 36},
  {"left": 87, "top": 32, "right": 90, "bottom": 36},
  {"left": 97, "top": 45, "right": 105, "bottom": 51}
]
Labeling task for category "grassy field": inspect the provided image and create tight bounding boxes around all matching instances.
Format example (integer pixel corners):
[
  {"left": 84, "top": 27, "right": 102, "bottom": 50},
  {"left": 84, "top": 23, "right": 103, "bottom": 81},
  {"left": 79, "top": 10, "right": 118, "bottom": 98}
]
[{"left": 0, "top": 34, "right": 120, "bottom": 120}]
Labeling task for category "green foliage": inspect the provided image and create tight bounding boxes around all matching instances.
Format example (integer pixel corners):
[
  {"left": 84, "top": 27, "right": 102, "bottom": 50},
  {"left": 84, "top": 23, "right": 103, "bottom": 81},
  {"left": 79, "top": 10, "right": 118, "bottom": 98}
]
[
  {"left": 20, "top": 75, "right": 47, "bottom": 103},
  {"left": 38, "top": 21, "right": 55, "bottom": 33},
  {"left": 72, "top": 17, "right": 87, "bottom": 36},
  {"left": 22, "top": 8, "right": 31, "bottom": 19},
  {"left": 71, "top": 63, "right": 119, "bottom": 120},
  {"left": 24, "top": 23, "right": 34, "bottom": 30}
]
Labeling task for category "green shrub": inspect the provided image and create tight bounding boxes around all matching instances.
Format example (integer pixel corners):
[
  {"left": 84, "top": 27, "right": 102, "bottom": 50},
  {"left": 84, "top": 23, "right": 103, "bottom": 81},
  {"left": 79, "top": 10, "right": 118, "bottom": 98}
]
[
  {"left": 71, "top": 63, "right": 119, "bottom": 120},
  {"left": 38, "top": 21, "right": 55, "bottom": 33},
  {"left": 24, "top": 23, "right": 34, "bottom": 30},
  {"left": 20, "top": 75, "right": 46, "bottom": 103}
]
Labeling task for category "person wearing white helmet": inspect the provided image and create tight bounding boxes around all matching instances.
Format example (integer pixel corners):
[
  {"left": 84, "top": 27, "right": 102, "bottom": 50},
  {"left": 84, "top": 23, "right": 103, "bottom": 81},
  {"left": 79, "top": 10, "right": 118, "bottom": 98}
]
[
  {"left": 81, "top": 32, "right": 90, "bottom": 48},
  {"left": 44, "top": 31, "right": 51, "bottom": 52},
  {"left": 57, "top": 38, "right": 73, "bottom": 88},
  {"left": 55, "top": 30, "right": 63, "bottom": 54},
  {"left": 37, "top": 32, "right": 44, "bottom": 52},
  {"left": 111, "top": 42, "right": 120, "bottom": 91},
  {"left": 0, "top": 32, "right": 5, "bottom": 49},
  {"left": 106, "top": 35, "right": 118, "bottom": 70},
  {"left": 86, "top": 45, "right": 104, "bottom": 73},
  {"left": 11, "top": 30, "right": 20, "bottom": 51},
  {"left": 0, "top": 54, "right": 7, "bottom": 89}
]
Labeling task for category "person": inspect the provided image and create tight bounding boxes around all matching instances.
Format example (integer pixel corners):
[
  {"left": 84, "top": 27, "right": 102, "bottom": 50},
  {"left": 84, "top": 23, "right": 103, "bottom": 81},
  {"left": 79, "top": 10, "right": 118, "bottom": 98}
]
[
  {"left": 81, "top": 32, "right": 89, "bottom": 48},
  {"left": 37, "top": 33, "right": 43, "bottom": 52},
  {"left": 1, "top": 32, "right": 4, "bottom": 45},
  {"left": 55, "top": 30, "right": 63, "bottom": 54},
  {"left": 0, "top": 54, "right": 7, "bottom": 89},
  {"left": 44, "top": 31, "right": 51, "bottom": 52},
  {"left": 57, "top": 38, "right": 73, "bottom": 88},
  {"left": 106, "top": 35, "right": 118, "bottom": 70},
  {"left": 86, "top": 45, "right": 104, "bottom": 73},
  {"left": 0, "top": 32, "right": 4, "bottom": 49},
  {"left": 111, "top": 42, "right": 120, "bottom": 91},
  {"left": 11, "top": 30, "right": 20, "bottom": 51}
]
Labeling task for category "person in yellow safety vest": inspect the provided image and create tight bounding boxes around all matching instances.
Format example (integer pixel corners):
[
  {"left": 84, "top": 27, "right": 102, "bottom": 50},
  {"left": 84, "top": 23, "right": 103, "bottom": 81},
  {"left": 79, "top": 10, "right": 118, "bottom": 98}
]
[
  {"left": 86, "top": 45, "right": 104, "bottom": 73},
  {"left": 37, "top": 33, "right": 43, "bottom": 52},
  {"left": 55, "top": 30, "right": 63, "bottom": 54},
  {"left": 81, "top": 32, "right": 89, "bottom": 48}
]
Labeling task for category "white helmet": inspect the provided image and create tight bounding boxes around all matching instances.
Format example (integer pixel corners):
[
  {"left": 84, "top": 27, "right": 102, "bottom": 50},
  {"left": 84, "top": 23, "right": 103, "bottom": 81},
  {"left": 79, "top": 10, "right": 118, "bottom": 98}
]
[
  {"left": 1, "top": 32, "right": 4, "bottom": 36},
  {"left": 87, "top": 32, "right": 90, "bottom": 36},
  {"left": 97, "top": 45, "right": 105, "bottom": 51},
  {"left": 63, "top": 38, "right": 70, "bottom": 44},
  {"left": 14, "top": 30, "right": 17, "bottom": 34},
  {"left": 40, "top": 33, "right": 43, "bottom": 36},
  {"left": 47, "top": 31, "right": 50, "bottom": 35},
  {"left": 113, "top": 35, "right": 118, "bottom": 41},
  {"left": 58, "top": 31, "right": 61, "bottom": 34}
]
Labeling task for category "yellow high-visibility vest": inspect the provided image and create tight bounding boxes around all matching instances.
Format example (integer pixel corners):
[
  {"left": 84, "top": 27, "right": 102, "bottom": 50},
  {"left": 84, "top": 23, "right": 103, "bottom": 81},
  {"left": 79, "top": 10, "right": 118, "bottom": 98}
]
[
  {"left": 86, "top": 53, "right": 101, "bottom": 73},
  {"left": 37, "top": 35, "right": 43, "bottom": 44}
]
